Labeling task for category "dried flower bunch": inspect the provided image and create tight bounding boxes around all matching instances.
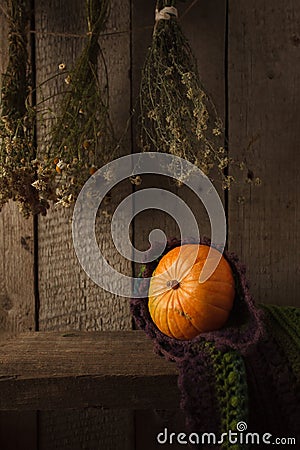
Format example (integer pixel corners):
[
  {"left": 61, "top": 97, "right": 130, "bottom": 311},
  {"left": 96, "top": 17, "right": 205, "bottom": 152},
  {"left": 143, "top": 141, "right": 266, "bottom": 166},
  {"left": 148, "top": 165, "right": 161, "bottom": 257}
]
[
  {"left": 37, "top": 0, "right": 116, "bottom": 208},
  {"left": 139, "top": 0, "right": 239, "bottom": 189},
  {"left": 0, "top": 0, "right": 47, "bottom": 215},
  {"left": 0, "top": 0, "right": 261, "bottom": 217},
  {"left": 0, "top": 0, "right": 116, "bottom": 216}
]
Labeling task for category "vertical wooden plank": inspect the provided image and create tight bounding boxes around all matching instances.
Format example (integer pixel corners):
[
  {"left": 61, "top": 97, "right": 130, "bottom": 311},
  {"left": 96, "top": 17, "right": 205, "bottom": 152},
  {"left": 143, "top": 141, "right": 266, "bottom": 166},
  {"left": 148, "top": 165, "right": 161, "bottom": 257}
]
[
  {"left": 0, "top": 411, "right": 37, "bottom": 450},
  {"left": 35, "top": 0, "right": 134, "bottom": 448},
  {"left": 0, "top": 3, "right": 35, "bottom": 337},
  {"left": 0, "top": 4, "right": 37, "bottom": 449},
  {"left": 39, "top": 409, "right": 134, "bottom": 450},
  {"left": 36, "top": 0, "right": 132, "bottom": 332},
  {"left": 135, "top": 409, "right": 186, "bottom": 450},
  {"left": 179, "top": 0, "right": 227, "bottom": 238},
  {"left": 0, "top": 202, "right": 35, "bottom": 334},
  {"left": 131, "top": 0, "right": 179, "bottom": 252},
  {"left": 132, "top": 0, "right": 226, "bottom": 256},
  {"left": 131, "top": 0, "right": 226, "bottom": 445},
  {"left": 228, "top": 0, "right": 300, "bottom": 306}
]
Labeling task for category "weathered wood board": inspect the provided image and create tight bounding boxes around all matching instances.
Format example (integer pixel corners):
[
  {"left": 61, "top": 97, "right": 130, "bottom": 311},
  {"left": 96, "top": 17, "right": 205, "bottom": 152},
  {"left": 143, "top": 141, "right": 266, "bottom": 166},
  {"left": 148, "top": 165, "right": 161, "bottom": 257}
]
[
  {"left": 35, "top": 1, "right": 132, "bottom": 332},
  {"left": 0, "top": 202, "right": 35, "bottom": 334},
  {"left": 39, "top": 409, "right": 134, "bottom": 450},
  {"left": 34, "top": 0, "right": 133, "bottom": 448},
  {"left": 0, "top": 331, "right": 179, "bottom": 410},
  {"left": 132, "top": 0, "right": 227, "bottom": 258},
  {"left": 135, "top": 409, "right": 187, "bottom": 450},
  {"left": 0, "top": 0, "right": 299, "bottom": 448},
  {"left": 0, "top": 411, "right": 37, "bottom": 450},
  {"left": 227, "top": 0, "right": 300, "bottom": 307},
  {"left": 131, "top": 0, "right": 227, "bottom": 444},
  {"left": 0, "top": 5, "right": 37, "bottom": 449},
  {"left": 0, "top": 4, "right": 36, "bottom": 337}
]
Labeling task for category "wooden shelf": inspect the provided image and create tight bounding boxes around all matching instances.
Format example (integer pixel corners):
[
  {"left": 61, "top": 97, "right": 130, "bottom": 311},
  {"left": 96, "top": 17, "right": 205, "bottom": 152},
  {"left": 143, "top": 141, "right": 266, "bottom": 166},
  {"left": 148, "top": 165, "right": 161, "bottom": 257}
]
[{"left": 0, "top": 331, "right": 179, "bottom": 411}]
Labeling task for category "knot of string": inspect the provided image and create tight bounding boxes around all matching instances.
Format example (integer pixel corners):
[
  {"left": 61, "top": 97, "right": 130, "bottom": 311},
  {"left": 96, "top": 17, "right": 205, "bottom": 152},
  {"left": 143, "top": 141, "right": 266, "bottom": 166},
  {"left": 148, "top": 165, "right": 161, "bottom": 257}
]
[
  {"left": 154, "top": 6, "right": 178, "bottom": 34},
  {"left": 155, "top": 6, "right": 178, "bottom": 22}
]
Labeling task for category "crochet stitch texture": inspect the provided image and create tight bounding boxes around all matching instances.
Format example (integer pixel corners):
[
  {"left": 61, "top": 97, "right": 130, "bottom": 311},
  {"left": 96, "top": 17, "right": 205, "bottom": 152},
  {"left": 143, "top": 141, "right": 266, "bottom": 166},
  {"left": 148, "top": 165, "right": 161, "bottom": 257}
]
[{"left": 130, "top": 238, "right": 300, "bottom": 449}]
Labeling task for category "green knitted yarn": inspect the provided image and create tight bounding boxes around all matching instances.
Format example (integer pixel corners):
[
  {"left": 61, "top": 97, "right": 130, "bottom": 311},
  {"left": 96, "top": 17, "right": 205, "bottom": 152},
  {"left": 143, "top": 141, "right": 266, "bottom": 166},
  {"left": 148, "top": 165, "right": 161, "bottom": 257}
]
[
  {"left": 260, "top": 304, "right": 300, "bottom": 382},
  {"left": 204, "top": 342, "right": 248, "bottom": 450},
  {"left": 132, "top": 242, "right": 300, "bottom": 447}
]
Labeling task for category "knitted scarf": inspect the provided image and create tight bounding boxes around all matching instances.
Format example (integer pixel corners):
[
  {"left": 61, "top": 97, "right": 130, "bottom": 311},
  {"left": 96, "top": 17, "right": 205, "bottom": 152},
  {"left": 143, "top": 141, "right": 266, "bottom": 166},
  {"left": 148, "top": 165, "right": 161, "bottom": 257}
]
[{"left": 130, "top": 238, "right": 300, "bottom": 449}]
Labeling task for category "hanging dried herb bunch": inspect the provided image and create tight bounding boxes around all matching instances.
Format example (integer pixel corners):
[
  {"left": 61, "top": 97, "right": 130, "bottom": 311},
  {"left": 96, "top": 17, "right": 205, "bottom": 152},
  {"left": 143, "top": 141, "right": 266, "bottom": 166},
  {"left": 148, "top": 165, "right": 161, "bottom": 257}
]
[
  {"left": 37, "top": 0, "right": 116, "bottom": 207},
  {"left": 139, "top": 0, "right": 235, "bottom": 188},
  {"left": 0, "top": 0, "right": 48, "bottom": 215}
]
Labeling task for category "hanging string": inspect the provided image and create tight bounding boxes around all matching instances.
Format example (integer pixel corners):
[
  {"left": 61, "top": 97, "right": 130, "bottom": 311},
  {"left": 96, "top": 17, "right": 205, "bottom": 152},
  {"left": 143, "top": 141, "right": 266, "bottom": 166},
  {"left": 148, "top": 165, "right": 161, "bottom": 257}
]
[
  {"left": 155, "top": 6, "right": 178, "bottom": 22},
  {"left": 154, "top": 5, "right": 178, "bottom": 34},
  {"left": 0, "top": 1, "right": 200, "bottom": 41}
]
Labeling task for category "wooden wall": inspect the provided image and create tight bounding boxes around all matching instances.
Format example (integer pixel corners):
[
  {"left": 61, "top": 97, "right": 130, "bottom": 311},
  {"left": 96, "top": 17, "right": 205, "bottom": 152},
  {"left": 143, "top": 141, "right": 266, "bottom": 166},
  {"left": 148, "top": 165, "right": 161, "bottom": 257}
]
[
  {"left": 228, "top": 0, "right": 300, "bottom": 307},
  {"left": 0, "top": 0, "right": 299, "bottom": 449}
]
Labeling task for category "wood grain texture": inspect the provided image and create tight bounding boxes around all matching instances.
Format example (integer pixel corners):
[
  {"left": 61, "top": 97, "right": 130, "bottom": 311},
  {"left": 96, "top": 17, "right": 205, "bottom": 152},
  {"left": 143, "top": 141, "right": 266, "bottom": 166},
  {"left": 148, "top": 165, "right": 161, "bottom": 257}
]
[
  {"left": 36, "top": 0, "right": 132, "bottom": 333},
  {"left": 227, "top": 0, "right": 300, "bottom": 306},
  {"left": 179, "top": 0, "right": 227, "bottom": 240},
  {"left": 0, "top": 202, "right": 35, "bottom": 334},
  {"left": 34, "top": 1, "right": 133, "bottom": 448},
  {"left": 0, "top": 6, "right": 37, "bottom": 449},
  {"left": 39, "top": 409, "right": 134, "bottom": 450},
  {"left": 131, "top": 0, "right": 179, "bottom": 256},
  {"left": 135, "top": 409, "right": 186, "bottom": 450},
  {"left": 0, "top": 3, "right": 36, "bottom": 336},
  {"left": 131, "top": 0, "right": 226, "bottom": 265},
  {"left": 131, "top": 1, "right": 226, "bottom": 446},
  {"left": 0, "top": 331, "right": 179, "bottom": 410},
  {"left": 0, "top": 411, "right": 37, "bottom": 450}
]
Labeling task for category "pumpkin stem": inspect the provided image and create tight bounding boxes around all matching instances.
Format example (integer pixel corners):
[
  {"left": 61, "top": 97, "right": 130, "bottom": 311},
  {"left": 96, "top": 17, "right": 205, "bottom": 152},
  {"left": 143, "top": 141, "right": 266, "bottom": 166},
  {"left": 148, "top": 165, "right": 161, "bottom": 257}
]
[{"left": 167, "top": 279, "right": 180, "bottom": 290}]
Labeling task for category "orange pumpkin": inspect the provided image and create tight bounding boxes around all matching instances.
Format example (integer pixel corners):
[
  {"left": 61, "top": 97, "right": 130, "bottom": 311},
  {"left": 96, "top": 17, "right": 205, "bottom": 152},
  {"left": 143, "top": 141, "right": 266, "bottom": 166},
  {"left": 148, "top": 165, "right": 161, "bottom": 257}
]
[{"left": 148, "top": 244, "right": 235, "bottom": 340}]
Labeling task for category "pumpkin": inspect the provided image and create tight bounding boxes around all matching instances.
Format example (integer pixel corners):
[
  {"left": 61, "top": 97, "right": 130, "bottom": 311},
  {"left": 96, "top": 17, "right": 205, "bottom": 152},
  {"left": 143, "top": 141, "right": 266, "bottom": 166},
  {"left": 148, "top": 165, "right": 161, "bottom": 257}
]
[{"left": 148, "top": 244, "right": 235, "bottom": 340}]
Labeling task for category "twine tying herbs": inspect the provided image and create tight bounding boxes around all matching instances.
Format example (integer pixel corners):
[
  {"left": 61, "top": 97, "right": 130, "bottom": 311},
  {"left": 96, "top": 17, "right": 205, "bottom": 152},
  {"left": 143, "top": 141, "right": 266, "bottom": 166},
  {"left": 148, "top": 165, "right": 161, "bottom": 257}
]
[
  {"left": 155, "top": 5, "right": 178, "bottom": 20},
  {"left": 154, "top": 5, "right": 178, "bottom": 34}
]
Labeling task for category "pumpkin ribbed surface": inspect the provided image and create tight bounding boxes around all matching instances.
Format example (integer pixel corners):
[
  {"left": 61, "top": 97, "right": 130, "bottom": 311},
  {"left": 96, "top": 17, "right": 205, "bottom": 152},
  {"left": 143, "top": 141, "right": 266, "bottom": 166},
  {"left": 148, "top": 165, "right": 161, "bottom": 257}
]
[{"left": 148, "top": 244, "right": 235, "bottom": 340}]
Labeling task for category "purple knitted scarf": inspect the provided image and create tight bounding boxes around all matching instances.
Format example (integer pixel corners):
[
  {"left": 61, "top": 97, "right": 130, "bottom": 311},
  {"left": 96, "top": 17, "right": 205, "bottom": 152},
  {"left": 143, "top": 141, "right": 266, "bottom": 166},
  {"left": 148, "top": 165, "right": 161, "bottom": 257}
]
[{"left": 130, "top": 238, "right": 300, "bottom": 449}]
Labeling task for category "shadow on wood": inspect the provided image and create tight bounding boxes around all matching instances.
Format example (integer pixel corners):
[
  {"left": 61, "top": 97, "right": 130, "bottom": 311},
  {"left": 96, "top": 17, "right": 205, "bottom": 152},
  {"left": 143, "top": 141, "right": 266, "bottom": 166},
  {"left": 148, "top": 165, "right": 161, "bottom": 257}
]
[{"left": 0, "top": 331, "right": 179, "bottom": 411}]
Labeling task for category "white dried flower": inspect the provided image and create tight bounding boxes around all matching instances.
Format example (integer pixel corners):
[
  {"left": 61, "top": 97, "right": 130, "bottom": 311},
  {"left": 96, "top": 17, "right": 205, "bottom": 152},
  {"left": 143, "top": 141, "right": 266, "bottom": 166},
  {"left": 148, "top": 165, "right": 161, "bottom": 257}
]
[
  {"left": 57, "top": 160, "right": 66, "bottom": 170},
  {"left": 31, "top": 180, "right": 47, "bottom": 191},
  {"left": 64, "top": 75, "right": 71, "bottom": 85}
]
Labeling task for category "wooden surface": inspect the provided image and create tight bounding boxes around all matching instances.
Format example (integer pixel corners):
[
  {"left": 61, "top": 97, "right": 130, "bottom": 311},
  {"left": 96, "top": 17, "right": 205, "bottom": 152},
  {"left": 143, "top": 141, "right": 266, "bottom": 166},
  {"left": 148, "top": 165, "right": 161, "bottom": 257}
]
[
  {"left": 39, "top": 409, "right": 134, "bottom": 450},
  {"left": 179, "top": 0, "right": 227, "bottom": 239},
  {"left": 131, "top": 0, "right": 179, "bottom": 260},
  {"left": 135, "top": 409, "right": 187, "bottom": 450},
  {"left": 0, "top": 331, "right": 179, "bottom": 411},
  {"left": 0, "top": 5, "right": 37, "bottom": 449},
  {"left": 35, "top": 0, "right": 132, "bottom": 332},
  {"left": 0, "top": 411, "right": 37, "bottom": 450},
  {"left": 0, "top": 203, "right": 35, "bottom": 334},
  {"left": 131, "top": 0, "right": 227, "bottom": 443},
  {"left": 227, "top": 0, "right": 300, "bottom": 307},
  {"left": 34, "top": 0, "right": 133, "bottom": 448},
  {"left": 0, "top": 0, "right": 300, "bottom": 449},
  {"left": 131, "top": 0, "right": 227, "bottom": 256},
  {"left": 0, "top": 6, "right": 36, "bottom": 336}
]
